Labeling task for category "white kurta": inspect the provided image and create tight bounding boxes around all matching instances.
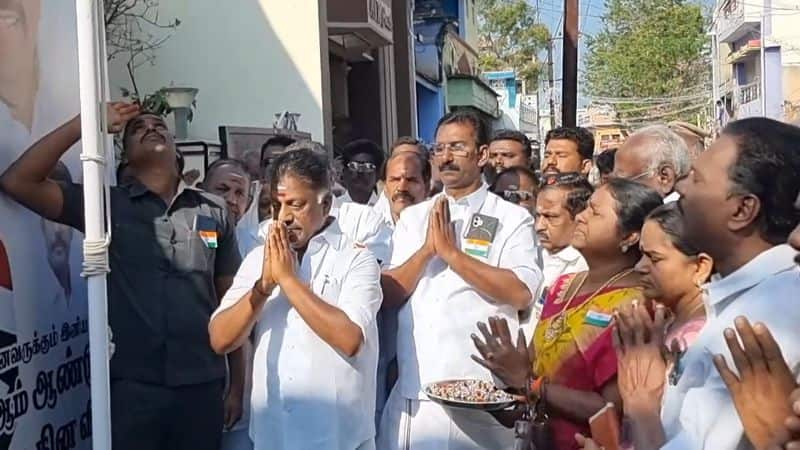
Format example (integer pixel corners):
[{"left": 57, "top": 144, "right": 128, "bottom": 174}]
[
  {"left": 541, "top": 245, "right": 588, "bottom": 291},
  {"left": 379, "top": 183, "right": 542, "bottom": 450},
  {"left": 214, "top": 220, "right": 382, "bottom": 450},
  {"left": 372, "top": 191, "right": 393, "bottom": 227}
]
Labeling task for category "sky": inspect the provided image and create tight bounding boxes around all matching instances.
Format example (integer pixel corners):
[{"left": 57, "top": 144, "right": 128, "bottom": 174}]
[
  {"left": 530, "top": 0, "right": 607, "bottom": 106},
  {"left": 533, "top": 0, "right": 715, "bottom": 107}
]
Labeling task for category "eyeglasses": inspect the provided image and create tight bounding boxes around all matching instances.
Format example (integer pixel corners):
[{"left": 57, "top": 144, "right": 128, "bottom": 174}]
[
  {"left": 430, "top": 142, "right": 474, "bottom": 157},
  {"left": 501, "top": 190, "right": 534, "bottom": 204},
  {"left": 346, "top": 161, "right": 377, "bottom": 173}
]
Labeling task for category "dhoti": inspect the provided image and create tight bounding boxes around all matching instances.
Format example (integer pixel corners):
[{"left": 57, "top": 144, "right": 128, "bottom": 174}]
[{"left": 377, "top": 385, "right": 515, "bottom": 450}]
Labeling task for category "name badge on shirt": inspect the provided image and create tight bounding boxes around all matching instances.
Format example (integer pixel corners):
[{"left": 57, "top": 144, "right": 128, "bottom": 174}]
[
  {"left": 584, "top": 310, "right": 613, "bottom": 327},
  {"left": 463, "top": 214, "right": 499, "bottom": 259},
  {"left": 194, "top": 215, "right": 218, "bottom": 249}
]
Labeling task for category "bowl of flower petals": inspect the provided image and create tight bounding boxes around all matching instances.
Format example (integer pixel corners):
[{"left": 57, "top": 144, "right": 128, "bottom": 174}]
[{"left": 423, "top": 379, "right": 517, "bottom": 411}]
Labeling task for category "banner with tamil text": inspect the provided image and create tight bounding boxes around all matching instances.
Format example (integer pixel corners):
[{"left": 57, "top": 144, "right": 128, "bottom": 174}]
[{"left": 1, "top": 1, "right": 92, "bottom": 449}]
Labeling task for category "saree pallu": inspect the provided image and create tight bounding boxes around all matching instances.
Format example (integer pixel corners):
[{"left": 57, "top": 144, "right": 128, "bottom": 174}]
[{"left": 531, "top": 272, "right": 644, "bottom": 450}]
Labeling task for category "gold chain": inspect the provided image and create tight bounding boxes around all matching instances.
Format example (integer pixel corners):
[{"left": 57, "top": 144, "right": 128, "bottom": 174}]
[{"left": 543, "top": 268, "right": 635, "bottom": 343}]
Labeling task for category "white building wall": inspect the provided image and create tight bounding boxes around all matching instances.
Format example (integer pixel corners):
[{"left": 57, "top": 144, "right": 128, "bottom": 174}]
[
  {"left": 769, "top": 0, "right": 800, "bottom": 66},
  {"left": 107, "top": 0, "right": 327, "bottom": 142}
]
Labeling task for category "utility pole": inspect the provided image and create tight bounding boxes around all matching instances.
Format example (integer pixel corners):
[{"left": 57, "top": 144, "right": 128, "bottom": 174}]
[
  {"left": 760, "top": 7, "right": 768, "bottom": 117},
  {"left": 562, "top": 0, "right": 579, "bottom": 127},
  {"left": 547, "top": 40, "right": 555, "bottom": 130},
  {"left": 710, "top": 29, "right": 720, "bottom": 134}
]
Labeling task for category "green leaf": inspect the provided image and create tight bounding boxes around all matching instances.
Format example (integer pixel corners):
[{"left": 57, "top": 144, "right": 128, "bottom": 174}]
[
  {"left": 476, "top": 0, "right": 549, "bottom": 85},
  {"left": 584, "top": 0, "right": 711, "bottom": 123}
]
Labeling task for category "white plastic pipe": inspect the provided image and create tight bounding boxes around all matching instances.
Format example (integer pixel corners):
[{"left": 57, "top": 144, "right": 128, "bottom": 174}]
[{"left": 75, "top": 1, "right": 113, "bottom": 449}]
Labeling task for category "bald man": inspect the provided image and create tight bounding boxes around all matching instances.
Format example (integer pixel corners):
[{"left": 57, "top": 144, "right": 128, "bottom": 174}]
[{"left": 612, "top": 125, "right": 690, "bottom": 201}]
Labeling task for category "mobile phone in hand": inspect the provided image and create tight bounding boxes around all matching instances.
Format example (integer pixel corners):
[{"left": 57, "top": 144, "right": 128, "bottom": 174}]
[{"left": 589, "top": 403, "right": 621, "bottom": 450}]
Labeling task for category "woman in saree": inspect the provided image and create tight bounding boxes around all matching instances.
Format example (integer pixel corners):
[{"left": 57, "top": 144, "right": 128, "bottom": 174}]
[
  {"left": 472, "top": 178, "right": 663, "bottom": 450},
  {"left": 576, "top": 202, "right": 714, "bottom": 450}
]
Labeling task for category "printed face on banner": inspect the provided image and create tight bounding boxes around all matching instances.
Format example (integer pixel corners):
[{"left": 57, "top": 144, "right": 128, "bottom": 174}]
[
  {"left": 1, "top": 1, "right": 91, "bottom": 449},
  {"left": 0, "top": 0, "right": 42, "bottom": 130}
]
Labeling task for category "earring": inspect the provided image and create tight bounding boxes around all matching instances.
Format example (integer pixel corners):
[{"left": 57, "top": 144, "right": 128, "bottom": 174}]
[{"left": 621, "top": 244, "right": 629, "bottom": 253}]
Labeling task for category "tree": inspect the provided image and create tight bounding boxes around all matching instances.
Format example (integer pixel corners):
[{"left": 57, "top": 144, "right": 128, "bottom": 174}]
[
  {"left": 104, "top": 0, "right": 180, "bottom": 100},
  {"left": 476, "top": 0, "right": 550, "bottom": 87},
  {"left": 584, "top": 0, "right": 710, "bottom": 123}
]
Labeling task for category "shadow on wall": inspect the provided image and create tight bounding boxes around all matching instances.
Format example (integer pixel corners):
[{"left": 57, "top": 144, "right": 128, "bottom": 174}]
[{"left": 106, "top": 0, "right": 327, "bottom": 143}]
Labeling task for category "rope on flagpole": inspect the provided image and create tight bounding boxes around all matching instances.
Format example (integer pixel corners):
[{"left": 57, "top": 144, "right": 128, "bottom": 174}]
[
  {"left": 79, "top": 144, "right": 112, "bottom": 278},
  {"left": 79, "top": 147, "right": 115, "bottom": 360}
]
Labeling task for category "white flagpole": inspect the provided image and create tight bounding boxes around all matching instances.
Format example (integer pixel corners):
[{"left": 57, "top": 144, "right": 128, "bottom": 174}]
[{"left": 75, "top": 1, "right": 113, "bottom": 449}]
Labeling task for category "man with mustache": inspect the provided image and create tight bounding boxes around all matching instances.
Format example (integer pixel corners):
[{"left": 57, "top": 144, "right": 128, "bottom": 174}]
[
  {"left": 533, "top": 173, "right": 592, "bottom": 311},
  {"left": 373, "top": 146, "right": 431, "bottom": 428},
  {"left": 209, "top": 146, "right": 382, "bottom": 450},
  {"left": 199, "top": 158, "right": 257, "bottom": 450},
  {"left": 265, "top": 140, "right": 393, "bottom": 268},
  {"left": 488, "top": 129, "right": 532, "bottom": 174},
  {"left": 380, "top": 149, "right": 431, "bottom": 226},
  {"left": 0, "top": 103, "right": 245, "bottom": 450},
  {"left": 200, "top": 159, "right": 256, "bottom": 253},
  {"left": 635, "top": 117, "right": 800, "bottom": 450},
  {"left": 378, "top": 110, "right": 542, "bottom": 450},
  {"left": 612, "top": 124, "right": 690, "bottom": 202},
  {"left": 372, "top": 136, "right": 429, "bottom": 226},
  {"left": 41, "top": 161, "right": 74, "bottom": 304},
  {"left": 541, "top": 126, "right": 594, "bottom": 176}
]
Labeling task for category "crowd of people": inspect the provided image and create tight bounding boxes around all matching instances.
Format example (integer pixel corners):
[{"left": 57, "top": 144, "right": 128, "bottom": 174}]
[{"left": 0, "top": 101, "right": 799, "bottom": 450}]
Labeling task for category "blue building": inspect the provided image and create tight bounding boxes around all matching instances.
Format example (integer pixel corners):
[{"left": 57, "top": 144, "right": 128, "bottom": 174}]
[{"left": 413, "top": 0, "right": 500, "bottom": 142}]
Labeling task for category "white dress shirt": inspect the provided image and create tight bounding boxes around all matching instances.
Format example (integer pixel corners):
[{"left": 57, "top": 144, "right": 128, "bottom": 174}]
[
  {"left": 542, "top": 245, "right": 588, "bottom": 290},
  {"left": 340, "top": 190, "right": 381, "bottom": 207},
  {"left": 214, "top": 220, "right": 382, "bottom": 450},
  {"left": 664, "top": 191, "right": 681, "bottom": 204},
  {"left": 520, "top": 245, "right": 588, "bottom": 339},
  {"left": 372, "top": 191, "right": 394, "bottom": 230},
  {"left": 391, "top": 183, "right": 542, "bottom": 399},
  {"left": 660, "top": 244, "right": 800, "bottom": 450},
  {"left": 372, "top": 191, "right": 393, "bottom": 226}
]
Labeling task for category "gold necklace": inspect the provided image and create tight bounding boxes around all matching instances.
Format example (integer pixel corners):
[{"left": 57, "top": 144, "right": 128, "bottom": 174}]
[{"left": 544, "top": 268, "right": 635, "bottom": 343}]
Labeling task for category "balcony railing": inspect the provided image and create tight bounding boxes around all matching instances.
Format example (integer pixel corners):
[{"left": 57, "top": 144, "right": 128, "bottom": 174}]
[{"left": 737, "top": 79, "right": 760, "bottom": 105}]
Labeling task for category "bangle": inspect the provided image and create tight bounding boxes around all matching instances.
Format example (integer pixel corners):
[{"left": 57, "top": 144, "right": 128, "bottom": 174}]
[
  {"left": 253, "top": 280, "right": 270, "bottom": 298},
  {"left": 524, "top": 376, "right": 544, "bottom": 403}
]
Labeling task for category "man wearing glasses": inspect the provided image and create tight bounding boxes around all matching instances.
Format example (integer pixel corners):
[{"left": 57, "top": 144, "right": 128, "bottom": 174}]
[
  {"left": 612, "top": 124, "right": 691, "bottom": 203},
  {"left": 378, "top": 110, "right": 542, "bottom": 450},
  {"left": 340, "top": 139, "right": 386, "bottom": 206}
]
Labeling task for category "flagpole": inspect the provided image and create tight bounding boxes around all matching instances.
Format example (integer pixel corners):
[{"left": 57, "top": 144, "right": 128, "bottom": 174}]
[{"left": 75, "top": 1, "right": 113, "bottom": 449}]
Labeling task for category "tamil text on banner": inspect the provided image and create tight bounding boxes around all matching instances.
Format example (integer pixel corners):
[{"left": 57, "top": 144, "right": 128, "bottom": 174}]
[{"left": 1, "top": 1, "right": 93, "bottom": 449}]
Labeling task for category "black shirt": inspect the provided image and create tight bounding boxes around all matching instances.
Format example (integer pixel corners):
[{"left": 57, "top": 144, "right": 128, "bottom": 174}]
[{"left": 57, "top": 181, "right": 242, "bottom": 386}]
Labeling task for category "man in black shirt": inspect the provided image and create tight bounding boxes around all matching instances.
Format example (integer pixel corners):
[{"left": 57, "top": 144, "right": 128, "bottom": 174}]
[{"left": 0, "top": 103, "right": 244, "bottom": 450}]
